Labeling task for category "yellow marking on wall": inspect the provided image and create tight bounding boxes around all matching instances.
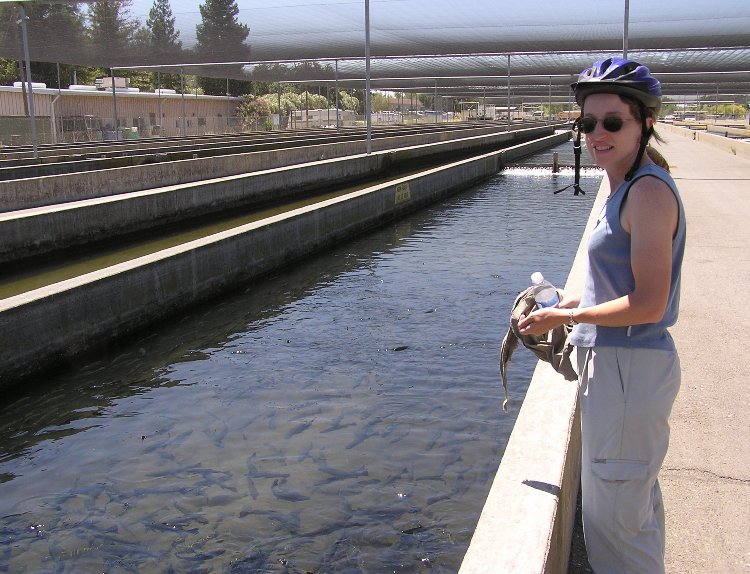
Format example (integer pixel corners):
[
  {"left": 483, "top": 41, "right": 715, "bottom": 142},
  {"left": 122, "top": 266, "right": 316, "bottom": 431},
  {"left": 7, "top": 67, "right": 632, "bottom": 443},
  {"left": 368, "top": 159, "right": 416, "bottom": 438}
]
[{"left": 394, "top": 182, "right": 411, "bottom": 205}]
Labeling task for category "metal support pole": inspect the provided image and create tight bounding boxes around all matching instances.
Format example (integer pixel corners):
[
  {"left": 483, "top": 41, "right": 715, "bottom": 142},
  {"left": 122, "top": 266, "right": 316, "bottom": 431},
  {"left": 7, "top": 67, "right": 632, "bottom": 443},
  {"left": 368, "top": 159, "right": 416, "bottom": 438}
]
[
  {"left": 507, "top": 54, "right": 511, "bottom": 128},
  {"left": 548, "top": 76, "right": 552, "bottom": 123},
  {"left": 110, "top": 68, "right": 119, "bottom": 140},
  {"left": 17, "top": 3, "right": 37, "bottom": 158},
  {"left": 180, "top": 68, "right": 186, "bottom": 136},
  {"left": 434, "top": 79, "right": 438, "bottom": 124},
  {"left": 55, "top": 62, "right": 62, "bottom": 143},
  {"left": 364, "top": 0, "right": 372, "bottom": 153},
  {"left": 277, "top": 84, "right": 282, "bottom": 130},
  {"left": 335, "top": 59, "right": 340, "bottom": 129},
  {"left": 157, "top": 72, "right": 163, "bottom": 135},
  {"left": 623, "top": 0, "right": 630, "bottom": 58}
]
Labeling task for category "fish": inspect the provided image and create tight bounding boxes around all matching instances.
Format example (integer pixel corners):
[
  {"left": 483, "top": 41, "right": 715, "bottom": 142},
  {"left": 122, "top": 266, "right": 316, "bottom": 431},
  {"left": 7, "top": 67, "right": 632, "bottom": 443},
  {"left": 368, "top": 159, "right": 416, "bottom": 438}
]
[
  {"left": 246, "top": 453, "right": 291, "bottom": 480},
  {"left": 345, "top": 418, "right": 382, "bottom": 450},
  {"left": 271, "top": 478, "right": 310, "bottom": 502},
  {"left": 319, "top": 412, "right": 356, "bottom": 434},
  {"left": 318, "top": 463, "right": 369, "bottom": 480},
  {"left": 285, "top": 419, "right": 313, "bottom": 439},
  {"left": 239, "top": 509, "right": 301, "bottom": 534}
]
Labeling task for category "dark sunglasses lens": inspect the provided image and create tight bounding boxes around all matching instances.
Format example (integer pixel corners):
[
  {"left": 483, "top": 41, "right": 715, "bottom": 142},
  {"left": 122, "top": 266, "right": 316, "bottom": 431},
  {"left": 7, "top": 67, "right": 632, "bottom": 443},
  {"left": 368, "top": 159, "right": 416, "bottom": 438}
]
[
  {"left": 602, "top": 117, "right": 624, "bottom": 132},
  {"left": 580, "top": 118, "right": 596, "bottom": 133},
  {"left": 580, "top": 117, "right": 625, "bottom": 133}
]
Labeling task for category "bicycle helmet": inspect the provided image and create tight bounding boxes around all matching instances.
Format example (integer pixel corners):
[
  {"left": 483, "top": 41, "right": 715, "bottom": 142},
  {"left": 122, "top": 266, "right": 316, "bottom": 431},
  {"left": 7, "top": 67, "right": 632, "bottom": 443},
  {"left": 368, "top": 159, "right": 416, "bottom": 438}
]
[
  {"left": 572, "top": 57, "right": 662, "bottom": 114},
  {"left": 558, "top": 57, "right": 663, "bottom": 187}
]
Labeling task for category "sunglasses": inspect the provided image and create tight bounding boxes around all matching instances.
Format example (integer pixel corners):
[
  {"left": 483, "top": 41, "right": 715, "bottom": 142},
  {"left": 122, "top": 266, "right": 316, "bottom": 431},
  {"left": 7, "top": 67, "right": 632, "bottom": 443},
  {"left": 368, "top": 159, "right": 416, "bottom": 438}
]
[{"left": 579, "top": 116, "right": 636, "bottom": 134}]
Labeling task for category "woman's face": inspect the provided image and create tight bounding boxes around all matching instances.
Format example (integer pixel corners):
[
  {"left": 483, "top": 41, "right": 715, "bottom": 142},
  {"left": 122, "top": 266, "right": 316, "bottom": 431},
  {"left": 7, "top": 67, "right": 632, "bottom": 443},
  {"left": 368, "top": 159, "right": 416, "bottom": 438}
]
[{"left": 582, "top": 93, "right": 650, "bottom": 175}]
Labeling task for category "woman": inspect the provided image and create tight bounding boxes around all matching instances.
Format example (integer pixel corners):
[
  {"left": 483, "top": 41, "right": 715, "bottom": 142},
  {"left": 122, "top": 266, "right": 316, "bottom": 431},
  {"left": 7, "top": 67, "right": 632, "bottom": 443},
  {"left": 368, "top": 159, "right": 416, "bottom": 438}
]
[{"left": 518, "top": 58, "right": 686, "bottom": 573}]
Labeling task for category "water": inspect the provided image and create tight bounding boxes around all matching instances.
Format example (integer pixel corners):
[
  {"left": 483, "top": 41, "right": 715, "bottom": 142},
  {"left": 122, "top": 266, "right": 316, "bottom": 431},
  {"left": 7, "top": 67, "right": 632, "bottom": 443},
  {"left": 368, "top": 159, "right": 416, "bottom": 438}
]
[{"left": 0, "top": 146, "right": 600, "bottom": 573}]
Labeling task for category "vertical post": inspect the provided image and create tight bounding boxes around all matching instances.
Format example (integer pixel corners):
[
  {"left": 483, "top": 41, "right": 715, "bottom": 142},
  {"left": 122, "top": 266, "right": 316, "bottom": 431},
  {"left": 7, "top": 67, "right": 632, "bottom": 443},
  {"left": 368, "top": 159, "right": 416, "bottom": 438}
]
[
  {"left": 507, "top": 54, "right": 511, "bottom": 128},
  {"left": 110, "top": 68, "right": 119, "bottom": 140},
  {"left": 335, "top": 59, "right": 340, "bottom": 129},
  {"left": 548, "top": 76, "right": 552, "bottom": 123},
  {"left": 364, "top": 0, "right": 372, "bottom": 153},
  {"left": 55, "top": 61, "right": 62, "bottom": 144},
  {"left": 277, "top": 84, "right": 282, "bottom": 130},
  {"left": 17, "top": 3, "right": 37, "bottom": 158},
  {"left": 623, "top": 0, "right": 630, "bottom": 58},
  {"left": 180, "top": 68, "right": 186, "bottom": 137},
  {"left": 434, "top": 79, "right": 438, "bottom": 124},
  {"left": 157, "top": 71, "right": 162, "bottom": 136}
]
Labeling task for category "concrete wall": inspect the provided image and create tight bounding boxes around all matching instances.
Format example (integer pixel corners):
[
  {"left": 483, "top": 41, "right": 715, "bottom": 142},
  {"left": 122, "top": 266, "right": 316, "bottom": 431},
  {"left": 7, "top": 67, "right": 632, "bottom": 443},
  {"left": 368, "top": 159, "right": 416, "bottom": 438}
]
[
  {"left": 0, "top": 125, "right": 552, "bottom": 212},
  {"left": 657, "top": 122, "right": 750, "bottom": 160},
  {"left": 0, "top": 132, "right": 568, "bottom": 389},
  {"left": 459, "top": 180, "right": 608, "bottom": 574},
  {"left": 0, "top": 127, "right": 557, "bottom": 262}
]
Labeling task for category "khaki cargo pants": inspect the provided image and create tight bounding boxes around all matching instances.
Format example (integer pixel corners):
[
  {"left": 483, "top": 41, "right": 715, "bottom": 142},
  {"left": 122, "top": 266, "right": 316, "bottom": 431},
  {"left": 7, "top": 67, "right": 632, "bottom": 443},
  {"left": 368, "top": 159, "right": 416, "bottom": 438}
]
[{"left": 577, "top": 345, "right": 681, "bottom": 574}]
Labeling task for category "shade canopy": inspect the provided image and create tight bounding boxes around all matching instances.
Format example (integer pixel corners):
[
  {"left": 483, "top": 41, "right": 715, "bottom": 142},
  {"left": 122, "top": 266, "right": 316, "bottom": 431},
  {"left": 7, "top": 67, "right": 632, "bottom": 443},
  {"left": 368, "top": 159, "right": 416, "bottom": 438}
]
[{"left": 2, "top": 0, "right": 749, "bottom": 101}]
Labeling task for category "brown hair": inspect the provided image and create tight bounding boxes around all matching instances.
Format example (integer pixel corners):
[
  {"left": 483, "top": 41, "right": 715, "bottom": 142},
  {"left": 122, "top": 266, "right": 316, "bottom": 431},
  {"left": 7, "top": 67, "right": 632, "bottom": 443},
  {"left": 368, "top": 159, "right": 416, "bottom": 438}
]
[{"left": 621, "top": 95, "right": 670, "bottom": 172}]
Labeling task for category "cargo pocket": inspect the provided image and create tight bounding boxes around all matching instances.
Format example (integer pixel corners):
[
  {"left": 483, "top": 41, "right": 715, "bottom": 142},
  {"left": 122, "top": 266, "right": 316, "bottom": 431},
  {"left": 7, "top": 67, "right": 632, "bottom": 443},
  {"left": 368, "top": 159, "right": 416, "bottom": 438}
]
[{"left": 591, "top": 459, "right": 648, "bottom": 481}]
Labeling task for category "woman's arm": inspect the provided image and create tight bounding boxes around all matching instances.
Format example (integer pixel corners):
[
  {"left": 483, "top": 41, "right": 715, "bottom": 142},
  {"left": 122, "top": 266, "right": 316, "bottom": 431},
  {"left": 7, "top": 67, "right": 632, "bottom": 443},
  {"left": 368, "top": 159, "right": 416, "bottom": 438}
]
[{"left": 518, "top": 176, "right": 678, "bottom": 336}]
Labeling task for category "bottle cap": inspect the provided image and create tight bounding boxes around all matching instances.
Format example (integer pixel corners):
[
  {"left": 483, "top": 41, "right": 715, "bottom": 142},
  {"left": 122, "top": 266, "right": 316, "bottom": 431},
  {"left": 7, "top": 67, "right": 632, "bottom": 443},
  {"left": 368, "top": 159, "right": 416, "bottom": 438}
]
[{"left": 531, "top": 272, "right": 544, "bottom": 284}]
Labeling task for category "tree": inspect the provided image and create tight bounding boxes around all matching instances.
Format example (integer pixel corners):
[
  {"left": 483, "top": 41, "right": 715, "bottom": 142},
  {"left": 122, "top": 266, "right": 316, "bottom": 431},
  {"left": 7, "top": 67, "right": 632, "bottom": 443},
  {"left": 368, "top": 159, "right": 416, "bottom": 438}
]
[
  {"left": 147, "top": 0, "right": 182, "bottom": 57},
  {"left": 146, "top": 0, "right": 183, "bottom": 89},
  {"left": 238, "top": 95, "right": 271, "bottom": 130},
  {"left": 370, "top": 92, "right": 391, "bottom": 112},
  {"left": 0, "top": 3, "right": 86, "bottom": 88},
  {"left": 336, "top": 90, "right": 359, "bottom": 111},
  {"left": 195, "top": 0, "right": 250, "bottom": 95},
  {"left": 0, "top": 59, "right": 17, "bottom": 86},
  {"left": 87, "top": 0, "right": 141, "bottom": 60}
]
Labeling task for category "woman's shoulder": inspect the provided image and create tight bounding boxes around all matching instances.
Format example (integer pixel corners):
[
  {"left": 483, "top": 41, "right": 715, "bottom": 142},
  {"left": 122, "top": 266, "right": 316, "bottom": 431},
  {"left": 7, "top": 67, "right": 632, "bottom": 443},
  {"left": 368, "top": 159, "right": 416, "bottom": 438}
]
[{"left": 630, "top": 163, "right": 676, "bottom": 190}]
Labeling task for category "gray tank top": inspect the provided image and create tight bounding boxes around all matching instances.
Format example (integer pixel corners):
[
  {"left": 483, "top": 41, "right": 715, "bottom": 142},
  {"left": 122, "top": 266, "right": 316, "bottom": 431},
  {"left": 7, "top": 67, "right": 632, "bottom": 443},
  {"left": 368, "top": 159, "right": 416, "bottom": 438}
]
[{"left": 569, "top": 164, "right": 686, "bottom": 350}]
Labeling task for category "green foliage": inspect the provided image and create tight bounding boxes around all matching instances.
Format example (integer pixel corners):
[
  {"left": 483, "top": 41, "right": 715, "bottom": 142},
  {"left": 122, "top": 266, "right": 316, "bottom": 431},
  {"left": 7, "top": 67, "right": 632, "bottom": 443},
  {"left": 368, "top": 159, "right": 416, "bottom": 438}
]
[
  {"left": 147, "top": 0, "right": 182, "bottom": 57},
  {"left": 0, "top": 59, "right": 18, "bottom": 86},
  {"left": 370, "top": 92, "right": 391, "bottom": 112},
  {"left": 200, "top": 77, "right": 257, "bottom": 97},
  {"left": 337, "top": 91, "right": 359, "bottom": 111},
  {"left": 196, "top": 0, "right": 250, "bottom": 60},
  {"left": 259, "top": 91, "right": 328, "bottom": 114},
  {"left": 417, "top": 93, "right": 433, "bottom": 109},
  {"left": 87, "top": 0, "right": 142, "bottom": 58},
  {"left": 702, "top": 103, "right": 746, "bottom": 117},
  {"left": 238, "top": 95, "right": 272, "bottom": 129},
  {"left": 195, "top": 0, "right": 251, "bottom": 95}
]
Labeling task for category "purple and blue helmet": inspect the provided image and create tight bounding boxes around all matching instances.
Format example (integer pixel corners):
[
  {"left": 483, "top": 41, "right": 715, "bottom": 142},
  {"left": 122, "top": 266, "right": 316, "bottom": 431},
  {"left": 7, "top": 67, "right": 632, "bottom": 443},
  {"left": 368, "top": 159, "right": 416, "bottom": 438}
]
[{"left": 572, "top": 57, "right": 662, "bottom": 113}]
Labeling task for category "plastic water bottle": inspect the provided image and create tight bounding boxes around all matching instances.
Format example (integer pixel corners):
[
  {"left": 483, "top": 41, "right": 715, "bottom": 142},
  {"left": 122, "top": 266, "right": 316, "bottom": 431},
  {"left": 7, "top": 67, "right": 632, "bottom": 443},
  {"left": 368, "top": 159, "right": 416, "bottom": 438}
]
[{"left": 531, "top": 272, "right": 559, "bottom": 308}]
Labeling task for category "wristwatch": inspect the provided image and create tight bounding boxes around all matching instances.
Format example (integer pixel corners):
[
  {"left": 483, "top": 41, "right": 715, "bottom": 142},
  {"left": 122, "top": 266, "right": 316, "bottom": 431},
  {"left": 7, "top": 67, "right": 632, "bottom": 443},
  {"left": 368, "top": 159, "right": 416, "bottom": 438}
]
[{"left": 566, "top": 309, "right": 579, "bottom": 328}]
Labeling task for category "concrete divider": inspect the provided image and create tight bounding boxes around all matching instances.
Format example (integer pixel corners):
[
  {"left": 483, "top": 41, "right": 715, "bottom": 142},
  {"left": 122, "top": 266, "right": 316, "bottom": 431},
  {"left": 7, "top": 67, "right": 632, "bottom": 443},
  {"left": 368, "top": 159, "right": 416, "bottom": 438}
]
[
  {"left": 0, "top": 125, "right": 552, "bottom": 212},
  {"left": 459, "top": 179, "right": 608, "bottom": 574},
  {"left": 657, "top": 122, "right": 750, "bottom": 160},
  {"left": 0, "top": 132, "right": 569, "bottom": 389},
  {"left": 0, "top": 127, "right": 556, "bottom": 263}
]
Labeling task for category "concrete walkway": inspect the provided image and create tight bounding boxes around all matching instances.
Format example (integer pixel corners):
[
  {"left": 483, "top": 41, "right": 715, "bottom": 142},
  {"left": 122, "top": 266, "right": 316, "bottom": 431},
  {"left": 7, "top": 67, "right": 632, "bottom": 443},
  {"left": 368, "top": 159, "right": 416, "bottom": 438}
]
[{"left": 653, "top": 128, "right": 750, "bottom": 573}]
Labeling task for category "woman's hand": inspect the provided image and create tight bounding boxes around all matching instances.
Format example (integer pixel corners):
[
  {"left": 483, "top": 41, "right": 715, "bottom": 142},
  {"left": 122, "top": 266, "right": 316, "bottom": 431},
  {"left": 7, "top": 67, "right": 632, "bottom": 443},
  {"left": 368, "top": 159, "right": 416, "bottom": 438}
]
[
  {"left": 555, "top": 290, "right": 580, "bottom": 310},
  {"left": 517, "top": 307, "right": 567, "bottom": 337}
]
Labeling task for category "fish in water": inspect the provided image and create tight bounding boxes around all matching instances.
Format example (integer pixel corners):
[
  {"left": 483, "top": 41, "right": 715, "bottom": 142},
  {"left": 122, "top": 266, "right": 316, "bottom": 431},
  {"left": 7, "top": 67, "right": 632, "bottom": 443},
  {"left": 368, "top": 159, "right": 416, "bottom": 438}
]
[
  {"left": 285, "top": 419, "right": 313, "bottom": 439},
  {"left": 271, "top": 478, "right": 310, "bottom": 502}
]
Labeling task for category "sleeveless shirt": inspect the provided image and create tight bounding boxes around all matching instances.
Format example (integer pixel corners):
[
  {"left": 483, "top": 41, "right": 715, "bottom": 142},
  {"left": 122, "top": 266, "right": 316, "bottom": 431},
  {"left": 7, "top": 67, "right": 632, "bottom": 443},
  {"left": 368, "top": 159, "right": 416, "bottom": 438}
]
[{"left": 569, "top": 164, "right": 686, "bottom": 350}]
